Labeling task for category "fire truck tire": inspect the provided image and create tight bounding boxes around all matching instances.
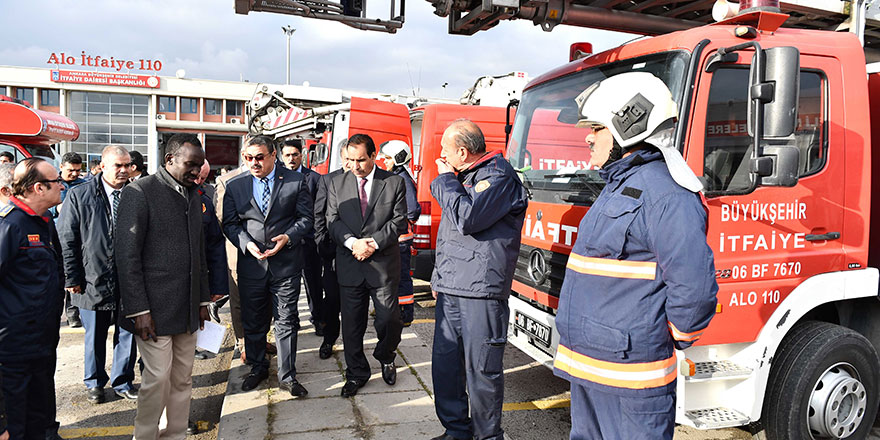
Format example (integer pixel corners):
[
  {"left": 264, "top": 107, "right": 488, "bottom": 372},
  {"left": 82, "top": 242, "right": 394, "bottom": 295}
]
[{"left": 762, "top": 321, "right": 880, "bottom": 440}]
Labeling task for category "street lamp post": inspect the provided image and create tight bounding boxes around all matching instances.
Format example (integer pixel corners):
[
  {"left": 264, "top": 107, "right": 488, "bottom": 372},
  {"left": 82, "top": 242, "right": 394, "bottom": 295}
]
[{"left": 282, "top": 25, "right": 296, "bottom": 85}]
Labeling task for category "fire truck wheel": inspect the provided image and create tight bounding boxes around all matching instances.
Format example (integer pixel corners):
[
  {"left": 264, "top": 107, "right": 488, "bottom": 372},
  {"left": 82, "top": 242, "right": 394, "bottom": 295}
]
[{"left": 762, "top": 321, "right": 880, "bottom": 440}]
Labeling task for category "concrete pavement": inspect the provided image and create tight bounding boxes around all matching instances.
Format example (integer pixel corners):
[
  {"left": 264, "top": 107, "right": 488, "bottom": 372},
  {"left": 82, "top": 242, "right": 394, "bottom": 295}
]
[{"left": 217, "top": 299, "right": 444, "bottom": 440}]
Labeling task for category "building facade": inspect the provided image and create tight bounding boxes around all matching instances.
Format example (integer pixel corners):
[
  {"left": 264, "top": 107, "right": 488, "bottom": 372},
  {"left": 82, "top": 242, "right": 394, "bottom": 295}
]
[{"left": 0, "top": 65, "right": 344, "bottom": 173}]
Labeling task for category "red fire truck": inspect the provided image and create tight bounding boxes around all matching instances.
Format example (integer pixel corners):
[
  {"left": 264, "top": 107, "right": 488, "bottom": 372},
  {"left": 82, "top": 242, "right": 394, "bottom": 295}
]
[
  {"left": 487, "top": 1, "right": 880, "bottom": 438},
  {"left": 0, "top": 96, "right": 78, "bottom": 165}
]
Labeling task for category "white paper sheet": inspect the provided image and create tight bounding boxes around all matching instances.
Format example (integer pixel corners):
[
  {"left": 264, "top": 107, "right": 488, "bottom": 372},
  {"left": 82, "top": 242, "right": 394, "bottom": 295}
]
[{"left": 196, "top": 320, "right": 226, "bottom": 353}]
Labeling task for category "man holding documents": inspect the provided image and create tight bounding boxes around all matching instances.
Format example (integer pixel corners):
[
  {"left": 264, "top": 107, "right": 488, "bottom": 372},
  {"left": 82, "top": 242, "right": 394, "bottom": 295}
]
[{"left": 115, "top": 134, "right": 211, "bottom": 439}]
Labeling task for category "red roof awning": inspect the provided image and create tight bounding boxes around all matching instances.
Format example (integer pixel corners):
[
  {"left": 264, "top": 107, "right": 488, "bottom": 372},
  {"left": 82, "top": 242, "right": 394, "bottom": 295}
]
[{"left": 0, "top": 100, "right": 79, "bottom": 145}]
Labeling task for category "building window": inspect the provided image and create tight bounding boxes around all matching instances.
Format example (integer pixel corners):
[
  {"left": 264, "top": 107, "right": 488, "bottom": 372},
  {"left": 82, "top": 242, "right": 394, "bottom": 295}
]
[
  {"left": 227, "top": 100, "right": 243, "bottom": 117},
  {"left": 158, "top": 96, "right": 176, "bottom": 113},
  {"left": 205, "top": 99, "right": 221, "bottom": 115},
  {"left": 41, "top": 89, "right": 60, "bottom": 107},
  {"left": 15, "top": 88, "right": 34, "bottom": 104},
  {"left": 68, "top": 91, "right": 149, "bottom": 163},
  {"left": 180, "top": 97, "right": 198, "bottom": 114}
]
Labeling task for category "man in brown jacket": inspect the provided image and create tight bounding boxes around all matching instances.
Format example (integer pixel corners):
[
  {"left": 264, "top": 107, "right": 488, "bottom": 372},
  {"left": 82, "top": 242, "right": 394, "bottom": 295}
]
[{"left": 116, "top": 133, "right": 210, "bottom": 439}]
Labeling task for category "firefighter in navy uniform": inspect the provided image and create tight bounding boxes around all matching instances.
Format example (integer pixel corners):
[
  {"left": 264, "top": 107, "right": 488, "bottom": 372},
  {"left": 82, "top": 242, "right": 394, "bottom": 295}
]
[
  {"left": 430, "top": 119, "right": 528, "bottom": 440},
  {"left": 0, "top": 158, "right": 65, "bottom": 440},
  {"left": 554, "top": 72, "right": 718, "bottom": 440},
  {"left": 379, "top": 140, "right": 421, "bottom": 326}
]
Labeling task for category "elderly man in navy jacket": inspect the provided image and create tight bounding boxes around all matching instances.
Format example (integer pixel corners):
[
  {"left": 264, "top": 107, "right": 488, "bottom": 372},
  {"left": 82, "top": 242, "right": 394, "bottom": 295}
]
[
  {"left": 430, "top": 119, "right": 528, "bottom": 440},
  {"left": 58, "top": 145, "right": 138, "bottom": 404}
]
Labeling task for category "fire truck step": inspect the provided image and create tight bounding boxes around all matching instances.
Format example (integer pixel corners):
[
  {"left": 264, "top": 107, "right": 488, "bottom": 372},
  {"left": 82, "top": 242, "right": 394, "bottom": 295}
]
[
  {"left": 685, "top": 360, "right": 752, "bottom": 382},
  {"left": 684, "top": 407, "right": 751, "bottom": 430}
]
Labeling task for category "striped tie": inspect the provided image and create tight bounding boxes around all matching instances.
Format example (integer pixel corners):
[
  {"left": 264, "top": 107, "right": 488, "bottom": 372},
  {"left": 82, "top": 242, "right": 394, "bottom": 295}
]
[
  {"left": 261, "top": 177, "right": 270, "bottom": 215},
  {"left": 111, "top": 190, "right": 120, "bottom": 227}
]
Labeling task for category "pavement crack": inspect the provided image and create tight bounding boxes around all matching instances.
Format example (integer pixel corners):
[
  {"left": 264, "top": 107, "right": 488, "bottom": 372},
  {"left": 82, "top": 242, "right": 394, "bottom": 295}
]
[{"left": 398, "top": 348, "right": 432, "bottom": 397}]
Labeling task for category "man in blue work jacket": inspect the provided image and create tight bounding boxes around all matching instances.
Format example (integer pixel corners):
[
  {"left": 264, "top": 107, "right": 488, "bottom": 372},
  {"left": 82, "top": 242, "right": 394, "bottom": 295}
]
[
  {"left": 379, "top": 140, "right": 421, "bottom": 326},
  {"left": 554, "top": 72, "right": 718, "bottom": 440},
  {"left": 0, "top": 157, "right": 64, "bottom": 439},
  {"left": 430, "top": 119, "right": 528, "bottom": 440}
]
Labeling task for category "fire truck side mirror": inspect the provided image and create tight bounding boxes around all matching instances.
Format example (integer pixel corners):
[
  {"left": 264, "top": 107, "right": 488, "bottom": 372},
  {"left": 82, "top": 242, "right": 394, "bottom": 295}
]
[
  {"left": 310, "top": 142, "right": 328, "bottom": 166},
  {"left": 759, "top": 46, "right": 800, "bottom": 138}
]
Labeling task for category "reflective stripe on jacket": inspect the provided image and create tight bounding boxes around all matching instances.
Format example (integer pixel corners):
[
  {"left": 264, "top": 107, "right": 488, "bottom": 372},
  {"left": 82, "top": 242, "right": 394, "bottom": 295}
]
[{"left": 553, "top": 149, "right": 718, "bottom": 396}]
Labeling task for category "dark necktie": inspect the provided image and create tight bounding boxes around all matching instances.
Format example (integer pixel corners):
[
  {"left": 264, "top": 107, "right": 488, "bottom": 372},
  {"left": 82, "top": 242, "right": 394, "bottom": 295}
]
[
  {"left": 359, "top": 177, "right": 368, "bottom": 217},
  {"left": 261, "top": 177, "right": 270, "bottom": 215},
  {"left": 111, "top": 190, "right": 120, "bottom": 227}
]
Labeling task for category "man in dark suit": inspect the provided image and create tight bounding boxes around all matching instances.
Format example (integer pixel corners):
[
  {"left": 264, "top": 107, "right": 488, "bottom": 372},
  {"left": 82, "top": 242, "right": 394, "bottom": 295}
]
[
  {"left": 325, "top": 133, "right": 407, "bottom": 397},
  {"left": 313, "top": 146, "right": 350, "bottom": 360},
  {"left": 58, "top": 145, "right": 138, "bottom": 405},
  {"left": 115, "top": 134, "right": 210, "bottom": 439},
  {"left": 280, "top": 140, "right": 325, "bottom": 336},
  {"left": 222, "top": 135, "right": 314, "bottom": 397}
]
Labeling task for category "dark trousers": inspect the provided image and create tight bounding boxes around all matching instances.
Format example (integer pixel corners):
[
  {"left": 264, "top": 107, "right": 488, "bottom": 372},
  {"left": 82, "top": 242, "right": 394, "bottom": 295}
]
[
  {"left": 1, "top": 357, "right": 55, "bottom": 440},
  {"left": 340, "top": 281, "right": 402, "bottom": 381},
  {"left": 321, "top": 257, "right": 341, "bottom": 345},
  {"left": 301, "top": 239, "right": 324, "bottom": 326},
  {"left": 63, "top": 291, "right": 79, "bottom": 323},
  {"left": 239, "top": 273, "right": 301, "bottom": 384},
  {"left": 397, "top": 241, "right": 414, "bottom": 323},
  {"left": 80, "top": 309, "right": 137, "bottom": 392},
  {"left": 569, "top": 383, "right": 675, "bottom": 440},
  {"left": 432, "top": 293, "right": 509, "bottom": 440}
]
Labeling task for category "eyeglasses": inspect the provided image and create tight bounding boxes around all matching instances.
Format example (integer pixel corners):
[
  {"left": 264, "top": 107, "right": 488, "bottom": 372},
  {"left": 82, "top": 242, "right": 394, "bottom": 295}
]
[
  {"left": 243, "top": 154, "right": 268, "bottom": 162},
  {"left": 39, "top": 177, "right": 64, "bottom": 185}
]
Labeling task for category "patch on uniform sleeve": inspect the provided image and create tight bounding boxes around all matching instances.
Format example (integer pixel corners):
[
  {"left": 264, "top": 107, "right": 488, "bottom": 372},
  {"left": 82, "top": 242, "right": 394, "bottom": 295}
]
[
  {"left": 28, "top": 234, "right": 40, "bottom": 242},
  {"left": 474, "top": 180, "right": 491, "bottom": 193},
  {"left": 0, "top": 204, "right": 11, "bottom": 217},
  {"left": 622, "top": 187, "right": 642, "bottom": 199},
  {"left": 202, "top": 203, "right": 207, "bottom": 213}
]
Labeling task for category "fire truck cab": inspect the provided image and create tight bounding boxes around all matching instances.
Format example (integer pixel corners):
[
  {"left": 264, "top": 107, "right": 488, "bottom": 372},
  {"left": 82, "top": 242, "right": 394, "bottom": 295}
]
[{"left": 505, "top": 6, "right": 880, "bottom": 439}]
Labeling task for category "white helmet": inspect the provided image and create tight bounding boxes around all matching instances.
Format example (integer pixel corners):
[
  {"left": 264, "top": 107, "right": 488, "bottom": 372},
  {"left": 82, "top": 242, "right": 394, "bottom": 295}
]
[
  {"left": 575, "top": 71, "right": 678, "bottom": 148},
  {"left": 379, "top": 140, "right": 412, "bottom": 166},
  {"left": 575, "top": 71, "right": 703, "bottom": 193}
]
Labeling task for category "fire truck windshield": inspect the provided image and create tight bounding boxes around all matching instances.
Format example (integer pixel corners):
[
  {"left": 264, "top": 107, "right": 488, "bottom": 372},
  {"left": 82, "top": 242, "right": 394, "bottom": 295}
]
[
  {"left": 507, "top": 51, "right": 689, "bottom": 204},
  {"left": 24, "top": 144, "right": 61, "bottom": 168}
]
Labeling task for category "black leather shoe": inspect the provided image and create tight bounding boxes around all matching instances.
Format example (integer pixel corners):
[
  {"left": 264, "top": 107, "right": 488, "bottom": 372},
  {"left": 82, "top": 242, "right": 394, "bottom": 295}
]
[
  {"left": 241, "top": 370, "right": 268, "bottom": 391},
  {"left": 194, "top": 349, "right": 215, "bottom": 360},
  {"left": 87, "top": 387, "right": 105, "bottom": 404},
  {"left": 68, "top": 319, "right": 83, "bottom": 328},
  {"left": 114, "top": 388, "right": 138, "bottom": 400},
  {"left": 430, "top": 434, "right": 470, "bottom": 440},
  {"left": 381, "top": 362, "right": 397, "bottom": 385},
  {"left": 319, "top": 342, "right": 333, "bottom": 359},
  {"left": 340, "top": 378, "right": 367, "bottom": 397},
  {"left": 186, "top": 419, "right": 199, "bottom": 435},
  {"left": 280, "top": 379, "right": 308, "bottom": 397}
]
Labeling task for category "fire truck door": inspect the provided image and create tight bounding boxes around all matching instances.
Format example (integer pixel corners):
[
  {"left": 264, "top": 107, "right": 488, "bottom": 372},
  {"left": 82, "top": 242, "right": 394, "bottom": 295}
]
[{"left": 686, "top": 53, "right": 844, "bottom": 345}]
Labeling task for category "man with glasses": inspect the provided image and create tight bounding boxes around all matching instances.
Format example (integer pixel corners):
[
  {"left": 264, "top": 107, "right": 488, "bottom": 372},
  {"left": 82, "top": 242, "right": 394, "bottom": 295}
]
[
  {"left": 0, "top": 157, "right": 64, "bottom": 439},
  {"left": 58, "top": 145, "right": 138, "bottom": 405},
  {"left": 222, "top": 136, "right": 314, "bottom": 396}
]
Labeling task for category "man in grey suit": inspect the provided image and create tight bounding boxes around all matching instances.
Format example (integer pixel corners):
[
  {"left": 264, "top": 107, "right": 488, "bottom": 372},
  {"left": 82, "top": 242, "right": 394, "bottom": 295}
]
[
  {"left": 222, "top": 135, "right": 314, "bottom": 396},
  {"left": 325, "top": 133, "right": 407, "bottom": 397},
  {"left": 115, "top": 133, "right": 210, "bottom": 439}
]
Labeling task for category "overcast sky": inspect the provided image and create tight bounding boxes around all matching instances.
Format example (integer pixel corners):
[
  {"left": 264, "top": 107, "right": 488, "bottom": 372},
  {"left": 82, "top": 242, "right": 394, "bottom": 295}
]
[{"left": 2, "top": 0, "right": 635, "bottom": 98}]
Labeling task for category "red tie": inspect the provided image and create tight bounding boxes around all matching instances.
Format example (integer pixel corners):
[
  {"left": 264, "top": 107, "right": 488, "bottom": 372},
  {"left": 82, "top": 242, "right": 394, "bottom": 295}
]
[{"left": 359, "top": 177, "right": 368, "bottom": 217}]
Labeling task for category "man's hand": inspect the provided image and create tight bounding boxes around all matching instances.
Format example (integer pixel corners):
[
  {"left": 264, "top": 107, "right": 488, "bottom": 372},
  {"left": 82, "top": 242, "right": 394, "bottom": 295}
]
[
  {"left": 135, "top": 313, "right": 157, "bottom": 342},
  {"left": 436, "top": 158, "right": 455, "bottom": 175},
  {"left": 65, "top": 285, "right": 83, "bottom": 294},
  {"left": 199, "top": 305, "right": 209, "bottom": 330},
  {"left": 433, "top": 290, "right": 438, "bottom": 299},
  {"left": 365, "top": 237, "right": 378, "bottom": 249},
  {"left": 246, "top": 241, "right": 266, "bottom": 260},
  {"left": 352, "top": 238, "right": 375, "bottom": 261},
  {"left": 1, "top": 429, "right": 9, "bottom": 440},
  {"left": 211, "top": 294, "right": 226, "bottom": 302},
  {"left": 263, "top": 234, "right": 290, "bottom": 258}
]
